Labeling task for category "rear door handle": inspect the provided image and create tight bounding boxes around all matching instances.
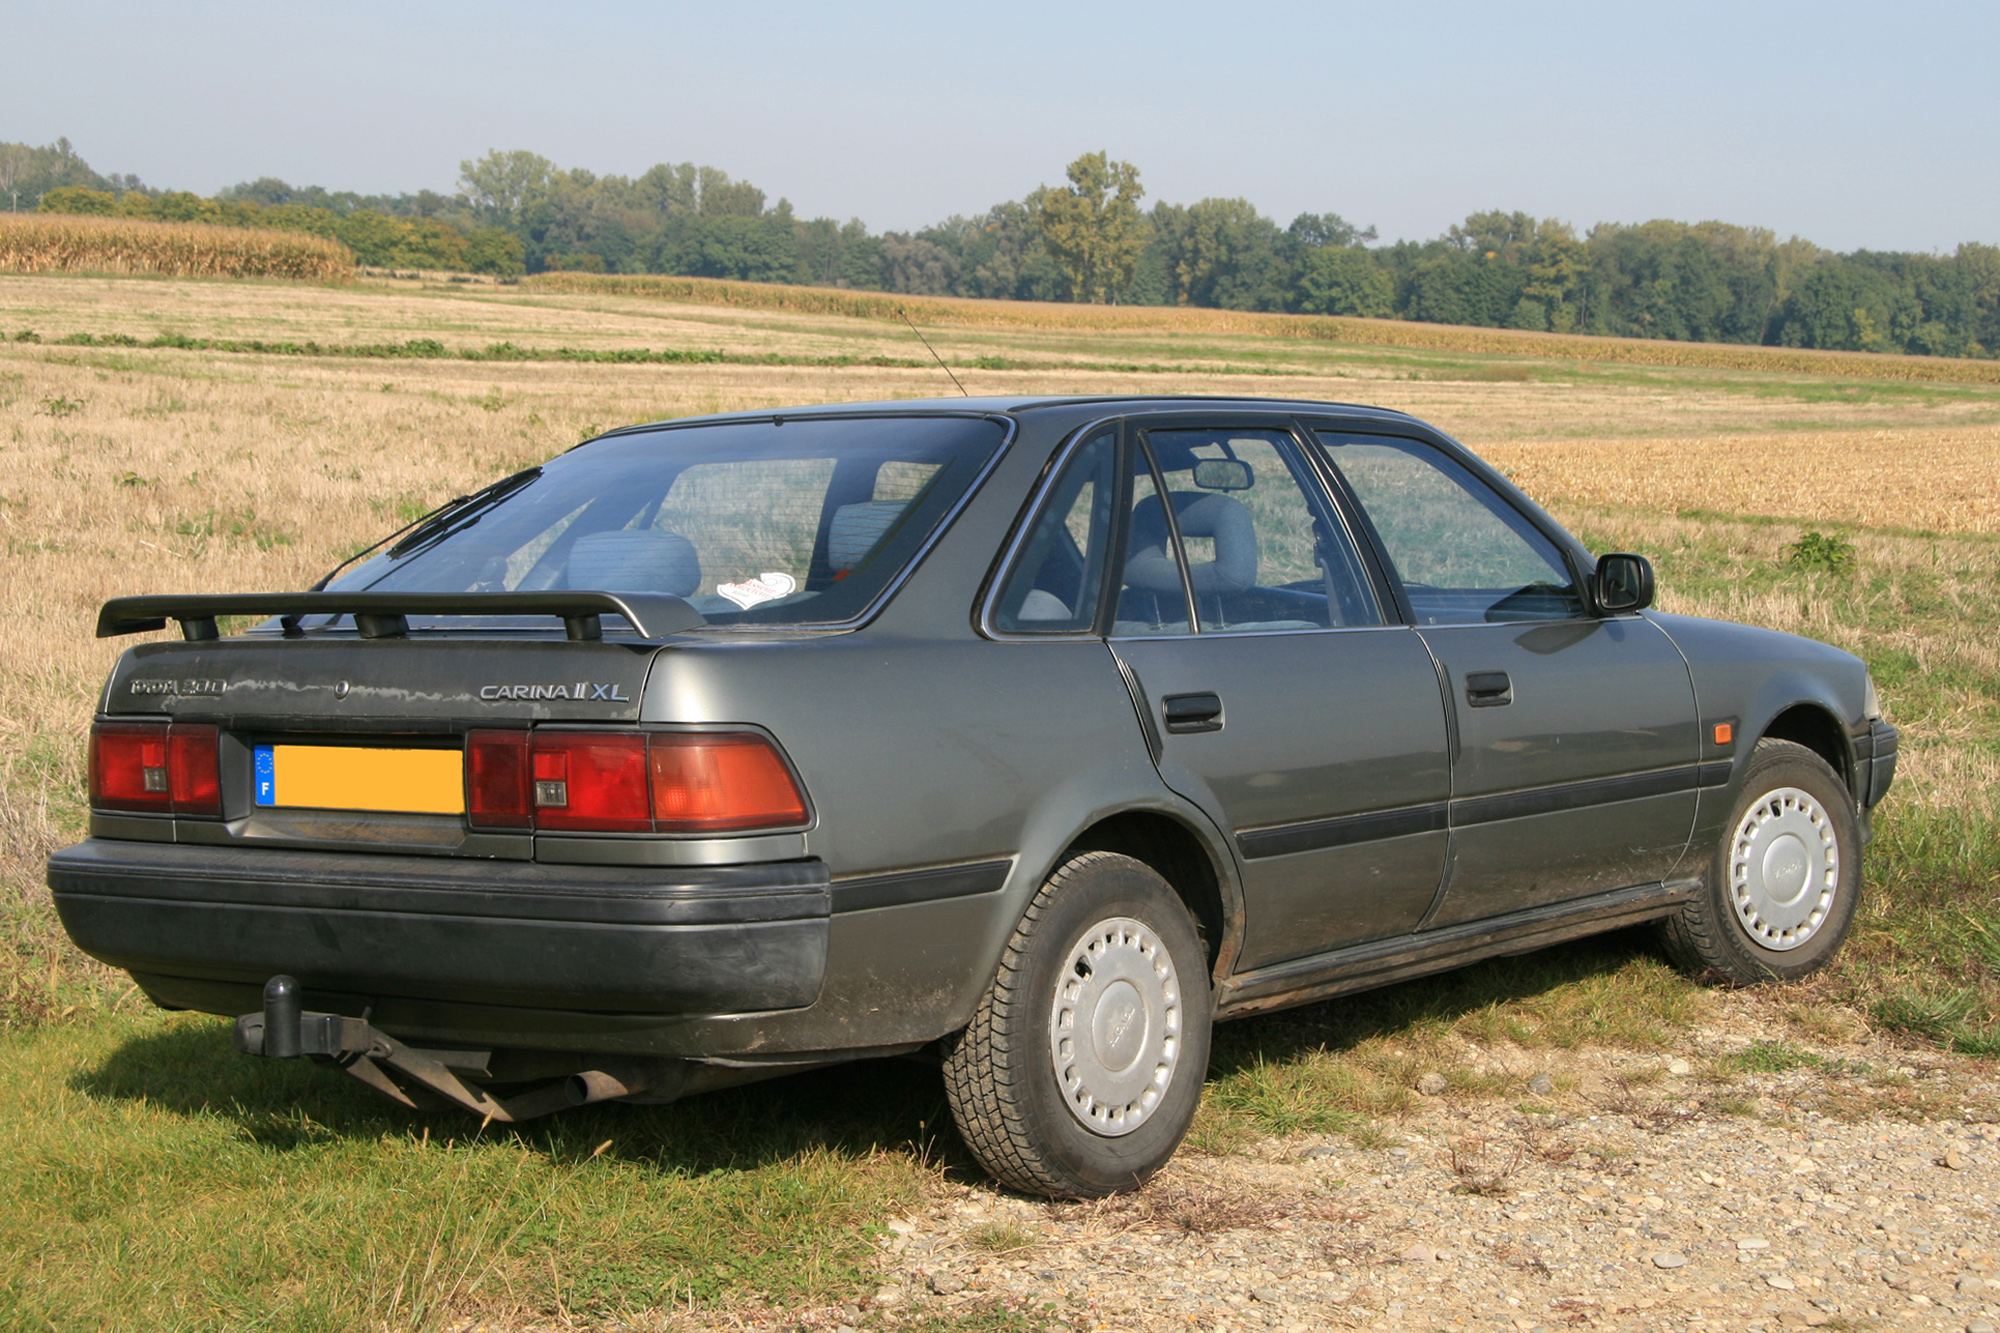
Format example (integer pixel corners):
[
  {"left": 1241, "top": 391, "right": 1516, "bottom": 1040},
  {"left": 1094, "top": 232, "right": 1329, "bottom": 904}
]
[
  {"left": 1465, "top": 670, "right": 1513, "bottom": 707},
  {"left": 1162, "top": 692, "right": 1224, "bottom": 734}
]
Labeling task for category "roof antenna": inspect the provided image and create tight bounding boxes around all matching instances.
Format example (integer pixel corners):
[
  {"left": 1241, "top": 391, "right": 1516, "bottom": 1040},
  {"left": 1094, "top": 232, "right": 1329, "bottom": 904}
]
[{"left": 897, "top": 307, "right": 969, "bottom": 397}]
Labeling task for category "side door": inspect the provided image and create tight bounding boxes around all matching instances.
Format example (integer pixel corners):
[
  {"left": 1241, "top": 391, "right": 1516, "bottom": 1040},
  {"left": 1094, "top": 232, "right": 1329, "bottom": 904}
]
[
  {"left": 1068, "top": 420, "right": 1452, "bottom": 970},
  {"left": 1312, "top": 428, "right": 1700, "bottom": 927}
]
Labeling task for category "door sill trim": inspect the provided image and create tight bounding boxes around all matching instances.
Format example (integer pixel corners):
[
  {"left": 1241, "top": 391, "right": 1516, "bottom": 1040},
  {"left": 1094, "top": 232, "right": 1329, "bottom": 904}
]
[{"left": 1215, "top": 879, "right": 1699, "bottom": 1018}]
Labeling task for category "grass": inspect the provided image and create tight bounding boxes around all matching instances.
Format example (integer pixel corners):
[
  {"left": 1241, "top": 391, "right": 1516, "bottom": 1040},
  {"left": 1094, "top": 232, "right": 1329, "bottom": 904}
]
[
  {"left": 4, "top": 268, "right": 2000, "bottom": 1327},
  {"left": 0, "top": 1011, "right": 942, "bottom": 1330}
]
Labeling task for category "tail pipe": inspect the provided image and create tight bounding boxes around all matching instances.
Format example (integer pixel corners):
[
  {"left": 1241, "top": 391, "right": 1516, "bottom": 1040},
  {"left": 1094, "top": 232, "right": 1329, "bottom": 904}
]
[{"left": 566, "top": 1063, "right": 655, "bottom": 1106}]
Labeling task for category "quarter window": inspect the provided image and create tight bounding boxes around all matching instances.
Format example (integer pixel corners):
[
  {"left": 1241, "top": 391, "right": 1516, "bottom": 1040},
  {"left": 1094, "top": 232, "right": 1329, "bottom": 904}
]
[
  {"left": 1316, "top": 433, "right": 1585, "bottom": 625},
  {"left": 989, "top": 431, "right": 1116, "bottom": 634}
]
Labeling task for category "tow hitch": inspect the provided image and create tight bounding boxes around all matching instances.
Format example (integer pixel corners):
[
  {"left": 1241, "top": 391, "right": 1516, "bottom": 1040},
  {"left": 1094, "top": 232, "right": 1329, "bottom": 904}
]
[{"left": 234, "top": 975, "right": 662, "bottom": 1123}]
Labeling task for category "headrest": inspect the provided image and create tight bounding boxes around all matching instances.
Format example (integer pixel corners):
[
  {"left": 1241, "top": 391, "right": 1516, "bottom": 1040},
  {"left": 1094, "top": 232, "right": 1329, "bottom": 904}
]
[
  {"left": 1123, "top": 493, "right": 1256, "bottom": 594},
  {"left": 829, "top": 501, "right": 908, "bottom": 571},
  {"left": 1015, "top": 589, "right": 1072, "bottom": 621},
  {"left": 567, "top": 529, "right": 702, "bottom": 598}
]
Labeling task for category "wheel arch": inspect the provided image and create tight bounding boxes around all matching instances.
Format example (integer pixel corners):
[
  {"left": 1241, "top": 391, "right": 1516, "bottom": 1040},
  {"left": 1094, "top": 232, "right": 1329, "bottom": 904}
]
[
  {"left": 1758, "top": 701, "right": 1852, "bottom": 788},
  {"left": 1058, "top": 808, "right": 1239, "bottom": 979}
]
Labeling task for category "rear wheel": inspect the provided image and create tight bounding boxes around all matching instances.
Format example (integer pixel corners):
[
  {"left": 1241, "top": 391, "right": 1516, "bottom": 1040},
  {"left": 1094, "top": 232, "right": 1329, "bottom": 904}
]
[
  {"left": 1659, "top": 738, "right": 1862, "bottom": 985},
  {"left": 942, "top": 851, "right": 1211, "bottom": 1198}
]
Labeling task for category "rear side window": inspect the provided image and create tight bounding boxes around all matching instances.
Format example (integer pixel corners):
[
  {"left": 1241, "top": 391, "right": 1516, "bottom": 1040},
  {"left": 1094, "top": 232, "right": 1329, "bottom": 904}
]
[
  {"left": 328, "top": 415, "right": 1007, "bottom": 629},
  {"left": 1316, "top": 433, "right": 1585, "bottom": 625},
  {"left": 988, "top": 430, "right": 1116, "bottom": 634}
]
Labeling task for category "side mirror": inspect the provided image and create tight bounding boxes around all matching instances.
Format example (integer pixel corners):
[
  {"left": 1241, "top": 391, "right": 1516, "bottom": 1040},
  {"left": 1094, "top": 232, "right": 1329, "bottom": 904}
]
[{"left": 1593, "top": 552, "right": 1655, "bottom": 614}]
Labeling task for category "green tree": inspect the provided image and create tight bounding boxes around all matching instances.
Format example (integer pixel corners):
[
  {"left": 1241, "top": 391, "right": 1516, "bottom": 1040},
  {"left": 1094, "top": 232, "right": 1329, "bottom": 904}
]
[
  {"left": 1959, "top": 242, "right": 2000, "bottom": 354},
  {"left": 457, "top": 150, "right": 554, "bottom": 225},
  {"left": 1294, "top": 246, "right": 1393, "bottom": 317},
  {"left": 1152, "top": 197, "right": 1289, "bottom": 310},
  {"left": 465, "top": 227, "right": 526, "bottom": 277},
  {"left": 0, "top": 144, "right": 31, "bottom": 211},
  {"left": 1520, "top": 223, "right": 1586, "bottom": 332},
  {"left": 1037, "top": 152, "right": 1148, "bottom": 303},
  {"left": 1448, "top": 210, "right": 1541, "bottom": 259},
  {"left": 37, "top": 185, "right": 116, "bottom": 215},
  {"left": 1286, "top": 211, "right": 1376, "bottom": 250}
]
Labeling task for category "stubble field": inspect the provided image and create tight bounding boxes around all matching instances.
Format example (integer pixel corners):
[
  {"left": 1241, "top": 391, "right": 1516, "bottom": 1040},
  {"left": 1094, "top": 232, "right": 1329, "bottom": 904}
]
[{"left": 1, "top": 271, "right": 1997, "bottom": 1333}]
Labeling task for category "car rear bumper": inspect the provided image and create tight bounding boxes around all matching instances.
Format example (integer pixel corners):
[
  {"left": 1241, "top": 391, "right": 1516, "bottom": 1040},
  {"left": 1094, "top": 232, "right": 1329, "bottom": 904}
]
[{"left": 48, "top": 838, "right": 830, "bottom": 1015}]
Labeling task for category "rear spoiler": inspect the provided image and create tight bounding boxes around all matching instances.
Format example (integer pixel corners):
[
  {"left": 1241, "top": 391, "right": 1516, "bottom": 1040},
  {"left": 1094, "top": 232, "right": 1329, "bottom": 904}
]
[{"left": 96, "top": 591, "right": 707, "bottom": 643}]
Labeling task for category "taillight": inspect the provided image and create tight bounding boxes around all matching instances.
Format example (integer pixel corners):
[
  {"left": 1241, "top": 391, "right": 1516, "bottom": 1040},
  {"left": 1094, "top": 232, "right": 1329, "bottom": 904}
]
[
  {"left": 90, "top": 721, "right": 222, "bottom": 816},
  {"left": 530, "top": 732, "right": 652, "bottom": 832},
  {"left": 650, "top": 733, "right": 809, "bottom": 832},
  {"left": 465, "top": 730, "right": 530, "bottom": 828},
  {"left": 466, "top": 729, "right": 807, "bottom": 835}
]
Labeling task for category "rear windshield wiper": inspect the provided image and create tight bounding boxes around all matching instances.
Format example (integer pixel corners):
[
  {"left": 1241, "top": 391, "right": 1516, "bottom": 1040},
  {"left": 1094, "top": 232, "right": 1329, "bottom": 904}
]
[{"left": 310, "top": 467, "right": 542, "bottom": 591}]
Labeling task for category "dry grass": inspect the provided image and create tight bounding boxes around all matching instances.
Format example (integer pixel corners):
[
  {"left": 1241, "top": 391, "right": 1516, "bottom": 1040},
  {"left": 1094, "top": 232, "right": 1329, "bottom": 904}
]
[
  {"left": 1, "top": 273, "right": 1993, "bottom": 886},
  {"left": 2, "top": 271, "right": 1997, "bottom": 1043},
  {"left": 0, "top": 214, "right": 354, "bottom": 282},
  {"left": 525, "top": 271, "right": 2000, "bottom": 385},
  {"left": 1491, "top": 426, "right": 2000, "bottom": 535},
  {"left": 9, "top": 266, "right": 2000, "bottom": 1333}
]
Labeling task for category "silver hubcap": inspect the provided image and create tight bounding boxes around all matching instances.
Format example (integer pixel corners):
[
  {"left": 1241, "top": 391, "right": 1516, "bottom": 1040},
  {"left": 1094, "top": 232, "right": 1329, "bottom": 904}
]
[
  {"left": 1048, "top": 915, "right": 1182, "bottom": 1136},
  {"left": 1729, "top": 785, "right": 1840, "bottom": 951}
]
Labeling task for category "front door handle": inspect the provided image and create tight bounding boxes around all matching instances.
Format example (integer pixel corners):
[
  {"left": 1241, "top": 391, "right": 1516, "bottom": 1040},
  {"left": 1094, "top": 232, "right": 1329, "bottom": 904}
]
[
  {"left": 1162, "top": 692, "right": 1224, "bottom": 734},
  {"left": 1465, "top": 670, "right": 1513, "bottom": 707}
]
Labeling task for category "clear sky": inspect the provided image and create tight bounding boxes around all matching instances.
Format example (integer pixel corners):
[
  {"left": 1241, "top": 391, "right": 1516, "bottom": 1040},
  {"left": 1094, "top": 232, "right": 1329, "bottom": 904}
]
[{"left": 5, "top": 0, "right": 1996, "bottom": 252}]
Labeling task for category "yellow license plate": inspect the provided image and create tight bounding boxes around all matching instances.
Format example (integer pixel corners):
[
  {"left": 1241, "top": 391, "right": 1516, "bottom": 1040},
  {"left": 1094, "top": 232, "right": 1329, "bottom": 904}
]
[{"left": 253, "top": 744, "right": 464, "bottom": 814}]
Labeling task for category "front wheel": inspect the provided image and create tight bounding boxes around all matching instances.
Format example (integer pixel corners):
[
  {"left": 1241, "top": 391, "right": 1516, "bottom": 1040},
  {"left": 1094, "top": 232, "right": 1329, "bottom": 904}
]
[
  {"left": 1658, "top": 738, "right": 1863, "bottom": 985},
  {"left": 942, "top": 851, "right": 1212, "bottom": 1198}
]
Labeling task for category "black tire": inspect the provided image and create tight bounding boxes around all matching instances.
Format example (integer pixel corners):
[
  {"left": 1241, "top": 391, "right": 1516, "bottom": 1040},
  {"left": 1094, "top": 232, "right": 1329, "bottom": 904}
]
[
  {"left": 941, "top": 851, "right": 1212, "bottom": 1198},
  {"left": 1658, "top": 738, "right": 1863, "bottom": 985}
]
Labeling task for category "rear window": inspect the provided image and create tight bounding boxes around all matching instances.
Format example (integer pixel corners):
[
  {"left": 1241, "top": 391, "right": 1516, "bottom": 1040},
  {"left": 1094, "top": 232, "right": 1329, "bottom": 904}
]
[{"left": 325, "top": 415, "right": 1008, "bottom": 629}]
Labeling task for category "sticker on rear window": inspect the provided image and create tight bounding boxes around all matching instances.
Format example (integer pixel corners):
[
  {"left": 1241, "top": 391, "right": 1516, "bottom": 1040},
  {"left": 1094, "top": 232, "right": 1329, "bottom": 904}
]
[
  {"left": 716, "top": 571, "right": 797, "bottom": 610},
  {"left": 254, "top": 744, "right": 275, "bottom": 806}
]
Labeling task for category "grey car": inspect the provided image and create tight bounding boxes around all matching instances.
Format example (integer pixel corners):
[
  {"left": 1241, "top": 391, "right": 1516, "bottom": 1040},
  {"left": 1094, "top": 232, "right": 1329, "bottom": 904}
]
[{"left": 49, "top": 396, "right": 1897, "bottom": 1197}]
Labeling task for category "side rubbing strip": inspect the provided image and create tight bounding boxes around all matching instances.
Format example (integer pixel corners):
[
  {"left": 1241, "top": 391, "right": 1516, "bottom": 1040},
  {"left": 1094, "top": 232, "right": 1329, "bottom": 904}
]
[
  {"left": 830, "top": 858, "right": 1012, "bottom": 914},
  {"left": 1451, "top": 764, "right": 1702, "bottom": 829},
  {"left": 1698, "top": 761, "right": 1733, "bottom": 788},
  {"left": 1238, "top": 803, "right": 1450, "bottom": 861}
]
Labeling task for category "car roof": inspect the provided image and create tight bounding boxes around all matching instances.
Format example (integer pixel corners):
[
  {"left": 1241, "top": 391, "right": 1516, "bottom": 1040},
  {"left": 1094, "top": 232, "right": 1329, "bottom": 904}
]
[{"left": 593, "top": 395, "right": 1434, "bottom": 441}]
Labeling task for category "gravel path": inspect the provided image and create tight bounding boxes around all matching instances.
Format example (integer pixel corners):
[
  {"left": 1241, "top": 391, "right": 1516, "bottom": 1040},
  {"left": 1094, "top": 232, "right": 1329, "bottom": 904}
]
[{"left": 834, "top": 996, "right": 2000, "bottom": 1333}]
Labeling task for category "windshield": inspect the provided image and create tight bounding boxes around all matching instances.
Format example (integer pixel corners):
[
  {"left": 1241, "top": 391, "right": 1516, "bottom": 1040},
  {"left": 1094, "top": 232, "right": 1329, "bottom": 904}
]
[{"left": 325, "top": 414, "right": 1009, "bottom": 629}]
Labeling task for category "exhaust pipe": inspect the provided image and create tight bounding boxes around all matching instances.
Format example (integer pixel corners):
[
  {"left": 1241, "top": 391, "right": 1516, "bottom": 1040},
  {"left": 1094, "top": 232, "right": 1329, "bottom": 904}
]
[{"left": 565, "top": 1062, "right": 654, "bottom": 1106}]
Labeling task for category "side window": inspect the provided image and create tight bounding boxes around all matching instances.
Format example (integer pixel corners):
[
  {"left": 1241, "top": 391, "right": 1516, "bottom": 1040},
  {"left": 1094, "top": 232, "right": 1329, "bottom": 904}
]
[
  {"left": 1114, "top": 458, "right": 1193, "bottom": 635},
  {"left": 1135, "top": 430, "right": 1382, "bottom": 634},
  {"left": 989, "top": 431, "right": 1116, "bottom": 634},
  {"left": 1316, "top": 433, "right": 1585, "bottom": 625}
]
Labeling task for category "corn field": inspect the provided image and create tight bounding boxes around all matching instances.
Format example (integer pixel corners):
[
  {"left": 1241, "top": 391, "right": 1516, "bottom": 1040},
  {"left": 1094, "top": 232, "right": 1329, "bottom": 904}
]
[
  {"left": 524, "top": 271, "right": 2000, "bottom": 386},
  {"left": 0, "top": 213, "right": 353, "bottom": 282}
]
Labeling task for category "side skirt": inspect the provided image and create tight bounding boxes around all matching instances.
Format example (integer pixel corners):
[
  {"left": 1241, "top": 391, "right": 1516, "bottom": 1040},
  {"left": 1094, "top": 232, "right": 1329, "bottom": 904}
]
[{"left": 1214, "top": 879, "right": 1699, "bottom": 1019}]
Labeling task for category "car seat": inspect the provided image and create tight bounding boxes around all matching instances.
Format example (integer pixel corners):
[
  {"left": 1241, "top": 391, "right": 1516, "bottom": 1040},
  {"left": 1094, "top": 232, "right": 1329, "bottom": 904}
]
[
  {"left": 828, "top": 501, "right": 908, "bottom": 573},
  {"left": 566, "top": 529, "right": 703, "bottom": 597}
]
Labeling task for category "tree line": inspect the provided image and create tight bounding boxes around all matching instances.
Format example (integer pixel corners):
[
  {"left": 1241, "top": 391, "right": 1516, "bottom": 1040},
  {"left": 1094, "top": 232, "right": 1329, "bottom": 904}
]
[{"left": 8, "top": 137, "right": 1998, "bottom": 359}]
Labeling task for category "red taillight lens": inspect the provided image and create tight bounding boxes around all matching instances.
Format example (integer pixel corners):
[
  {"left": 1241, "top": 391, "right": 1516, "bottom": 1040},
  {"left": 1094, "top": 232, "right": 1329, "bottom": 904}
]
[
  {"left": 168, "top": 726, "right": 221, "bottom": 815},
  {"left": 649, "top": 733, "right": 809, "bottom": 833},
  {"left": 529, "top": 732, "right": 652, "bottom": 832},
  {"left": 465, "top": 730, "right": 531, "bottom": 828},
  {"left": 90, "top": 721, "right": 220, "bottom": 816},
  {"left": 466, "top": 729, "right": 807, "bottom": 834}
]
